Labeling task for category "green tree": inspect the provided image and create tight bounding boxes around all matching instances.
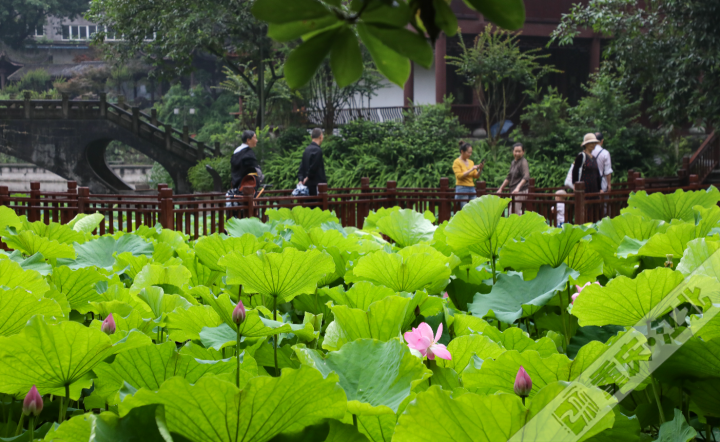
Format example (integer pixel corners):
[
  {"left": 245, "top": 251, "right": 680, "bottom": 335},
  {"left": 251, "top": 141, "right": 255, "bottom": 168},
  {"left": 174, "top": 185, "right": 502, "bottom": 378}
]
[
  {"left": 553, "top": 0, "right": 720, "bottom": 130},
  {"left": 0, "top": 0, "right": 86, "bottom": 49},
  {"left": 447, "top": 25, "right": 557, "bottom": 158}
]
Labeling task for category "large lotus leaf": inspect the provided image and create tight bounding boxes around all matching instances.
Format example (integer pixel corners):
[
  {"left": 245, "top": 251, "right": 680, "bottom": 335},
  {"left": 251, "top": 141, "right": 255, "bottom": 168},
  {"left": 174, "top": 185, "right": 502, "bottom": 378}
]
[
  {"left": 113, "top": 252, "right": 150, "bottom": 279},
  {"left": 194, "top": 233, "right": 279, "bottom": 271},
  {"left": 267, "top": 206, "right": 339, "bottom": 230},
  {"left": 453, "top": 313, "right": 497, "bottom": 337},
  {"left": 151, "top": 241, "right": 174, "bottom": 263},
  {"left": 316, "top": 247, "right": 358, "bottom": 287},
  {"left": 323, "top": 296, "right": 411, "bottom": 351},
  {"left": 0, "top": 257, "right": 49, "bottom": 295},
  {"left": 654, "top": 409, "right": 697, "bottom": 442},
  {"left": 42, "top": 405, "right": 169, "bottom": 442},
  {"left": 590, "top": 214, "right": 665, "bottom": 277},
  {"left": 393, "top": 385, "right": 526, "bottom": 442},
  {"left": 622, "top": 187, "right": 720, "bottom": 222},
  {"left": 686, "top": 378, "right": 720, "bottom": 418},
  {"left": 68, "top": 235, "right": 154, "bottom": 270},
  {"left": 2, "top": 230, "right": 76, "bottom": 259},
  {"left": 0, "top": 205, "right": 22, "bottom": 232},
  {"left": 220, "top": 247, "right": 335, "bottom": 303},
  {"left": 166, "top": 305, "right": 224, "bottom": 342},
  {"left": 498, "top": 224, "right": 592, "bottom": 271},
  {"left": 655, "top": 337, "right": 720, "bottom": 382},
  {"left": 307, "top": 227, "right": 378, "bottom": 254},
  {"left": 200, "top": 318, "right": 316, "bottom": 350},
  {"left": 131, "top": 264, "right": 192, "bottom": 292},
  {"left": 563, "top": 240, "right": 604, "bottom": 285},
  {"left": 93, "top": 283, "right": 153, "bottom": 318},
  {"left": 351, "top": 244, "right": 452, "bottom": 293},
  {"left": 362, "top": 207, "right": 402, "bottom": 232},
  {"left": 462, "top": 350, "right": 571, "bottom": 397},
  {"left": 51, "top": 265, "right": 108, "bottom": 311},
  {"left": 0, "top": 317, "right": 150, "bottom": 395},
  {"left": 492, "top": 327, "right": 559, "bottom": 357},
  {"left": 572, "top": 268, "right": 716, "bottom": 327},
  {"left": 296, "top": 339, "right": 431, "bottom": 416},
  {"left": 22, "top": 220, "right": 87, "bottom": 244},
  {"left": 375, "top": 209, "right": 435, "bottom": 247},
  {"left": 632, "top": 223, "right": 698, "bottom": 258},
  {"left": 4, "top": 250, "right": 53, "bottom": 275},
  {"left": 117, "top": 366, "right": 346, "bottom": 442},
  {"left": 226, "top": 217, "right": 278, "bottom": 238},
  {"left": 0, "top": 287, "right": 63, "bottom": 336},
  {"left": 92, "top": 342, "right": 237, "bottom": 403},
  {"left": 444, "top": 195, "right": 548, "bottom": 259},
  {"left": 137, "top": 286, "right": 192, "bottom": 321},
  {"left": 585, "top": 409, "right": 642, "bottom": 442},
  {"left": 108, "top": 309, "right": 155, "bottom": 337},
  {"left": 469, "top": 264, "right": 578, "bottom": 323},
  {"left": 321, "top": 282, "right": 396, "bottom": 310},
  {"left": 677, "top": 237, "right": 720, "bottom": 278},
  {"left": 353, "top": 415, "right": 396, "bottom": 442},
  {"left": 436, "top": 334, "right": 504, "bottom": 371},
  {"left": 177, "top": 248, "right": 221, "bottom": 288},
  {"left": 67, "top": 212, "right": 105, "bottom": 233}
]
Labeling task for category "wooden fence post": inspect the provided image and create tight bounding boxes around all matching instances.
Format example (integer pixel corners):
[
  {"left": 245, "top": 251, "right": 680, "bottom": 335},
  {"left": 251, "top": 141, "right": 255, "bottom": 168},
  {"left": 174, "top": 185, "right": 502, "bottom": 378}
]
[
  {"left": 627, "top": 170, "right": 636, "bottom": 191},
  {"left": 527, "top": 178, "right": 536, "bottom": 212},
  {"left": 151, "top": 108, "right": 158, "bottom": 126},
  {"left": 243, "top": 186, "right": 256, "bottom": 218},
  {"left": 132, "top": 107, "right": 140, "bottom": 134},
  {"left": 183, "top": 125, "right": 189, "bottom": 144},
  {"left": 159, "top": 188, "right": 174, "bottom": 229},
  {"left": 386, "top": 180, "right": 397, "bottom": 209},
  {"left": 688, "top": 174, "right": 699, "bottom": 190},
  {"left": 99, "top": 93, "right": 107, "bottom": 118},
  {"left": 318, "top": 183, "right": 329, "bottom": 211},
  {"left": 164, "top": 124, "right": 172, "bottom": 150},
  {"left": 77, "top": 187, "right": 90, "bottom": 216},
  {"left": 65, "top": 181, "right": 78, "bottom": 223},
  {"left": 680, "top": 157, "right": 690, "bottom": 184},
  {"left": 635, "top": 175, "right": 645, "bottom": 192},
  {"left": 29, "top": 182, "right": 41, "bottom": 222},
  {"left": 439, "top": 177, "right": 450, "bottom": 222},
  {"left": 0, "top": 186, "right": 9, "bottom": 210},
  {"left": 574, "top": 181, "right": 585, "bottom": 225},
  {"left": 360, "top": 177, "right": 370, "bottom": 228},
  {"left": 118, "top": 95, "right": 125, "bottom": 108},
  {"left": 476, "top": 180, "right": 487, "bottom": 199},
  {"left": 23, "top": 91, "right": 31, "bottom": 119},
  {"left": 61, "top": 94, "right": 69, "bottom": 119},
  {"left": 197, "top": 141, "right": 206, "bottom": 160}
]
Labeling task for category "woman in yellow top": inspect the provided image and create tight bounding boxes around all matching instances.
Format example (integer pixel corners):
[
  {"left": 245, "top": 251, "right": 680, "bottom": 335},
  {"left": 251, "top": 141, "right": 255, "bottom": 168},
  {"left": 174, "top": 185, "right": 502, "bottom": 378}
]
[{"left": 452, "top": 141, "right": 484, "bottom": 208}]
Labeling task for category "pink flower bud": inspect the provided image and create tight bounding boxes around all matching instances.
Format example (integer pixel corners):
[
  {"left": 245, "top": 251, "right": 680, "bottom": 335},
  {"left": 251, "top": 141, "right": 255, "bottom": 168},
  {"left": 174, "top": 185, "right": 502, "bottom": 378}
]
[
  {"left": 232, "top": 300, "right": 246, "bottom": 325},
  {"left": 22, "top": 385, "right": 43, "bottom": 417},
  {"left": 514, "top": 366, "right": 532, "bottom": 398},
  {"left": 101, "top": 313, "right": 116, "bottom": 335}
]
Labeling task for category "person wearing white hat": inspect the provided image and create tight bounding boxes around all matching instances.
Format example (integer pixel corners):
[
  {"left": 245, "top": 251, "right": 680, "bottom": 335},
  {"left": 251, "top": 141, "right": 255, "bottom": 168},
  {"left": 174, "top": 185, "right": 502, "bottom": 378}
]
[{"left": 571, "top": 133, "right": 603, "bottom": 195}]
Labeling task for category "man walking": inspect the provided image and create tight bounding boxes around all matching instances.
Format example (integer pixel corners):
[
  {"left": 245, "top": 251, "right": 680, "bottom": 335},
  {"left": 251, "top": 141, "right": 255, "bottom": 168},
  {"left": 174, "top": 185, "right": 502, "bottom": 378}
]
[
  {"left": 592, "top": 132, "right": 612, "bottom": 192},
  {"left": 231, "top": 130, "right": 263, "bottom": 189},
  {"left": 298, "top": 128, "right": 327, "bottom": 197}
]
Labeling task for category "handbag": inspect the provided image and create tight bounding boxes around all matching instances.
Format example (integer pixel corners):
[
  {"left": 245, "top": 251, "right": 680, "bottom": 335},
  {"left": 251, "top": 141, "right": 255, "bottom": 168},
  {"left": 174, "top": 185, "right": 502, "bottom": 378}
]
[{"left": 292, "top": 183, "right": 309, "bottom": 197}]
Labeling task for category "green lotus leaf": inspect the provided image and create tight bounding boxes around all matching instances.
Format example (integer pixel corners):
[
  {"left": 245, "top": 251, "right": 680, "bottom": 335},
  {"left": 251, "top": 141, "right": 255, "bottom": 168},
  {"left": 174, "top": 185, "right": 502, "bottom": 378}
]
[
  {"left": 67, "top": 212, "right": 105, "bottom": 234},
  {"left": 194, "top": 233, "right": 279, "bottom": 271},
  {"left": 452, "top": 313, "right": 497, "bottom": 338},
  {"left": 3, "top": 250, "right": 53, "bottom": 275},
  {"left": 622, "top": 187, "right": 720, "bottom": 222},
  {"left": 655, "top": 337, "right": 720, "bottom": 382},
  {"left": 68, "top": 235, "right": 154, "bottom": 270},
  {"left": 0, "top": 317, "right": 150, "bottom": 395},
  {"left": 444, "top": 195, "right": 548, "bottom": 260},
  {"left": 137, "top": 286, "right": 192, "bottom": 321},
  {"left": 131, "top": 264, "right": 192, "bottom": 293},
  {"left": 469, "top": 264, "right": 578, "bottom": 323},
  {"left": 375, "top": 209, "right": 435, "bottom": 247},
  {"left": 92, "top": 342, "right": 237, "bottom": 404},
  {"left": 51, "top": 265, "right": 108, "bottom": 311},
  {"left": 351, "top": 244, "right": 452, "bottom": 293},
  {"left": 316, "top": 246, "right": 358, "bottom": 287},
  {"left": 0, "top": 205, "right": 22, "bottom": 232},
  {"left": 22, "top": 220, "right": 87, "bottom": 245},
  {"left": 321, "top": 282, "right": 396, "bottom": 310},
  {"left": 200, "top": 316, "right": 316, "bottom": 350},
  {"left": 445, "top": 265, "right": 493, "bottom": 311},
  {"left": 590, "top": 213, "right": 665, "bottom": 277},
  {"left": 362, "top": 207, "right": 401, "bottom": 232},
  {"left": 585, "top": 409, "right": 642, "bottom": 442},
  {"left": 564, "top": 240, "right": 604, "bottom": 285},
  {"left": 2, "top": 230, "right": 76, "bottom": 259},
  {"left": 654, "top": 409, "right": 697, "bottom": 442},
  {"left": 267, "top": 206, "right": 339, "bottom": 230},
  {"left": 677, "top": 237, "right": 720, "bottom": 278},
  {"left": 492, "top": 327, "right": 559, "bottom": 357},
  {"left": 353, "top": 415, "right": 396, "bottom": 442},
  {"left": 94, "top": 283, "right": 153, "bottom": 318},
  {"left": 108, "top": 309, "right": 155, "bottom": 337},
  {"left": 436, "top": 334, "right": 504, "bottom": 371},
  {"left": 322, "top": 296, "right": 411, "bottom": 351},
  {"left": 307, "top": 227, "right": 379, "bottom": 254},
  {"left": 686, "top": 378, "right": 720, "bottom": 418},
  {"left": 633, "top": 222, "right": 699, "bottom": 258},
  {"left": 176, "top": 248, "right": 222, "bottom": 288},
  {"left": 226, "top": 217, "right": 284, "bottom": 238},
  {"left": 113, "top": 251, "right": 150, "bottom": 278},
  {"left": 498, "top": 224, "right": 592, "bottom": 272},
  {"left": 296, "top": 338, "right": 430, "bottom": 416},
  {"left": 220, "top": 247, "right": 335, "bottom": 304},
  {"left": 117, "top": 366, "right": 347, "bottom": 442},
  {"left": 571, "top": 268, "right": 716, "bottom": 327},
  {"left": 166, "top": 305, "right": 223, "bottom": 342},
  {"left": 0, "top": 287, "right": 63, "bottom": 336},
  {"left": 0, "top": 257, "right": 50, "bottom": 295},
  {"left": 393, "top": 385, "right": 526, "bottom": 442}
]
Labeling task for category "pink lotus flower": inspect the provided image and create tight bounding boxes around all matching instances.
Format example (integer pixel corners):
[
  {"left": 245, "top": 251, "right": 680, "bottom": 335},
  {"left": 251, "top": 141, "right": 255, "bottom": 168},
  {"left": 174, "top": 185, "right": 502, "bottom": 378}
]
[
  {"left": 22, "top": 385, "right": 43, "bottom": 417},
  {"left": 404, "top": 323, "right": 451, "bottom": 360},
  {"left": 101, "top": 313, "right": 116, "bottom": 335},
  {"left": 514, "top": 366, "right": 532, "bottom": 398},
  {"left": 232, "top": 300, "right": 246, "bottom": 324},
  {"left": 572, "top": 282, "right": 600, "bottom": 304},
  {"left": 442, "top": 292, "right": 449, "bottom": 299}
]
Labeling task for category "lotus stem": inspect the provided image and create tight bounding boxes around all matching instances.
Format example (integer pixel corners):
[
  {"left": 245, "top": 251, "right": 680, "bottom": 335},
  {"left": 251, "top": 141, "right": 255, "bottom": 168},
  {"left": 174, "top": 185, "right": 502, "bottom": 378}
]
[
  {"left": 491, "top": 254, "right": 497, "bottom": 284},
  {"left": 236, "top": 326, "right": 242, "bottom": 388},
  {"left": 561, "top": 283, "right": 571, "bottom": 347},
  {"left": 273, "top": 297, "right": 279, "bottom": 377},
  {"left": 28, "top": 417, "right": 34, "bottom": 441},
  {"left": 353, "top": 414, "right": 358, "bottom": 429},
  {"left": 651, "top": 376, "right": 665, "bottom": 424},
  {"left": 60, "top": 384, "right": 70, "bottom": 423},
  {"left": 14, "top": 414, "right": 24, "bottom": 436}
]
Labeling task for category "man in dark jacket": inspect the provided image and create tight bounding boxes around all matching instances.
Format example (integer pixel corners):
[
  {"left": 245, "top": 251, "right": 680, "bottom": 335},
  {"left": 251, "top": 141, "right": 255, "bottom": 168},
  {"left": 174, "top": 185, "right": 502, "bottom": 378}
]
[
  {"left": 297, "top": 128, "right": 327, "bottom": 196},
  {"left": 231, "top": 130, "right": 264, "bottom": 189}
]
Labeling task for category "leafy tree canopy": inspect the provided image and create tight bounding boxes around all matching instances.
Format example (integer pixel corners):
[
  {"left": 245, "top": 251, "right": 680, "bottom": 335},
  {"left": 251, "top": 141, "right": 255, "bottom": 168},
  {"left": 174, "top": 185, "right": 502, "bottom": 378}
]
[{"left": 0, "top": 0, "right": 86, "bottom": 49}]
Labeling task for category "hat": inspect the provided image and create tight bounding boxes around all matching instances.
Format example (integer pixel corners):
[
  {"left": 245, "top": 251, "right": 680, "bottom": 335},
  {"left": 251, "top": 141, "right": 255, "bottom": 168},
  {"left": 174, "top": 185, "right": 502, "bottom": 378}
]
[{"left": 581, "top": 133, "right": 600, "bottom": 147}]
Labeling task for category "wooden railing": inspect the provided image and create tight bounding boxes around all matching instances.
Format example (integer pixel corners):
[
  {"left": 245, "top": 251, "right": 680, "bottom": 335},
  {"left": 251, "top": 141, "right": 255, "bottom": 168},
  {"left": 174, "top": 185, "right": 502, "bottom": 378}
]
[
  {"left": 679, "top": 131, "right": 720, "bottom": 184},
  {"left": 0, "top": 172, "right": 704, "bottom": 240}
]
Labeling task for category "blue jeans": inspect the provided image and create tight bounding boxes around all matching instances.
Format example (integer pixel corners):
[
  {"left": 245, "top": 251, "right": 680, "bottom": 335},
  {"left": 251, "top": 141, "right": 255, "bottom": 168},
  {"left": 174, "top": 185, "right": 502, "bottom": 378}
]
[{"left": 455, "top": 186, "right": 476, "bottom": 208}]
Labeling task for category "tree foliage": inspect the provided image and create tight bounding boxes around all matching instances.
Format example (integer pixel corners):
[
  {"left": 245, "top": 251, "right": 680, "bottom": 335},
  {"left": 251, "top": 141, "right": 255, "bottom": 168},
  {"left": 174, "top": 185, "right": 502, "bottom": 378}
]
[{"left": 0, "top": 0, "right": 86, "bottom": 49}]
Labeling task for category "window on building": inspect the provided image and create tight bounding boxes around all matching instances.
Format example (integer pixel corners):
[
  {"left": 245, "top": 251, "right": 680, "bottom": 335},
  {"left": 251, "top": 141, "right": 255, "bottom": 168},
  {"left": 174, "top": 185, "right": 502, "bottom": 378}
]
[
  {"left": 89, "top": 25, "right": 97, "bottom": 36},
  {"left": 80, "top": 26, "right": 87, "bottom": 39},
  {"left": 35, "top": 25, "right": 44, "bottom": 36},
  {"left": 62, "top": 25, "right": 70, "bottom": 40},
  {"left": 106, "top": 27, "right": 116, "bottom": 40}
]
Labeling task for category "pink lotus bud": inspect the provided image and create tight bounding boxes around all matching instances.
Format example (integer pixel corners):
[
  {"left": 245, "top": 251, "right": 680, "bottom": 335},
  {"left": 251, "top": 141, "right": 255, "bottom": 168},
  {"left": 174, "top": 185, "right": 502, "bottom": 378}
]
[
  {"left": 232, "top": 300, "right": 246, "bottom": 324},
  {"left": 514, "top": 366, "right": 532, "bottom": 398},
  {"left": 101, "top": 313, "right": 116, "bottom": 335},
  {"left": 22, "top": 385, "right": 43, "bottom": 417}
]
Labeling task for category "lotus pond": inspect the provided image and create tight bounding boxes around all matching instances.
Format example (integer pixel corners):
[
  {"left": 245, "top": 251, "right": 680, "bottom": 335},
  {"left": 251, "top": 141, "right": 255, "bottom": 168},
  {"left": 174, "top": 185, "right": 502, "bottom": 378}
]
[{"left": 1, "top": 188, "right": 720, "bottom": 442}]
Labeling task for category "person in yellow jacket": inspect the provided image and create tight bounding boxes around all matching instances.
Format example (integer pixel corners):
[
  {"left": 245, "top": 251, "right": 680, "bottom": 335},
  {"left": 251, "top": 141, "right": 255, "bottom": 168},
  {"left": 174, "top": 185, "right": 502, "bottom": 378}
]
[{"left": 452, "top": 141, "right": 484, "bottom": 208}]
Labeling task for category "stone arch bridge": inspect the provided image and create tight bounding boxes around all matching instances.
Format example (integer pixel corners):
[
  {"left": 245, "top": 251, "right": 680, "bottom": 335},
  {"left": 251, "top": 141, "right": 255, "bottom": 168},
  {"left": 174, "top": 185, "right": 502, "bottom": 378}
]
[{"left": 0, "top": 94, "right": 220, "bottom": 193}]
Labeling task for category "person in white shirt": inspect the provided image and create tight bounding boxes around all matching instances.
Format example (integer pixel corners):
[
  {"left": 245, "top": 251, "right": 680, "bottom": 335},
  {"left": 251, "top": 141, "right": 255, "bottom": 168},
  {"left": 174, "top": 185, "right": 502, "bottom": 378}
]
[
  {"left": 564, "top": 131, "right": 612, "bottom": 192},
  {"left": 553, "top": 189, "right": 567, "bottom": 226}
]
